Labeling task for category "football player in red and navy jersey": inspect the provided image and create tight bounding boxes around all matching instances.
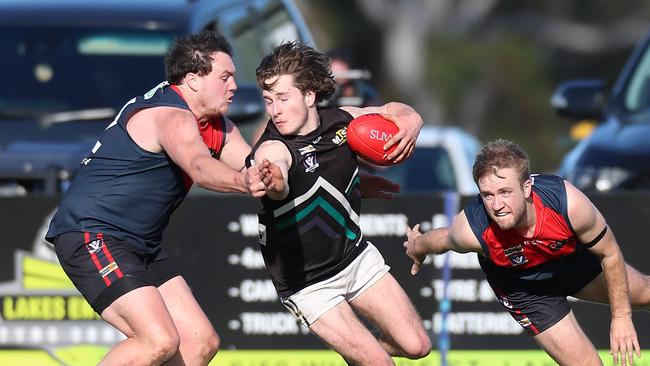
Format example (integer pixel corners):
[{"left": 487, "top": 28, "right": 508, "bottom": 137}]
[
  {"left": 46, "top": 32, "right": 267, "bottom": 365},
  {"left": 404, "top": 139, "right": 650, "bottom": 366}
]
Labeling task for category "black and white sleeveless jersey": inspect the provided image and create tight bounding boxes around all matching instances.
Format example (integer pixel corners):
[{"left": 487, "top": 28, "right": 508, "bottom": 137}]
[{"left": 248, "top": 107, "right": 367, "bottom": 297}]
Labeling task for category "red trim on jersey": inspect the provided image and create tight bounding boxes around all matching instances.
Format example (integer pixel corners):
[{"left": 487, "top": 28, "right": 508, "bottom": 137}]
[
  {"left": 85, "top": 232, "right": 111, "bottom": 286},
  {"left": 169, "top": 84, "right": 185, "bottom": 100},
  {"left": 481, "top": 192, "right": 577, "bottom": 269},
  {"left": 169, "top": 84, "right": 226, "bottom": 191}
]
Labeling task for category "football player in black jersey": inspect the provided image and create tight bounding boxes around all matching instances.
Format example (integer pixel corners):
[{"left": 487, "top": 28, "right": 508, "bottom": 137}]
[{"left": 249, "top": 41, "right": 430, "bottom": 365}]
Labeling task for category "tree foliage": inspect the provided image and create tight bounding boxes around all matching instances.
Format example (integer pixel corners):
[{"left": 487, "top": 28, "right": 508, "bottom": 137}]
[{"left": 296, "top": 0, "right": 650, "bottom": 171}]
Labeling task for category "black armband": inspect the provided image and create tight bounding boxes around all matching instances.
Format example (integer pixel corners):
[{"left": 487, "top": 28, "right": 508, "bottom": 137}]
[{"left": 584, "top": 226, "right": 608, "bottom": 248}]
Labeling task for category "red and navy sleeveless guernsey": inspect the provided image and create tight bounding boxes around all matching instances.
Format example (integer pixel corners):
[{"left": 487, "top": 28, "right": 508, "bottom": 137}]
[
  {"left": 465, "top": 174, "right": 581, "bottom": 281},
  {"left": 247, "top": 107, "right": 366, "bottom": 298},
  {"left": 46, "top": 82, "right": 226, "bottom": 254}
]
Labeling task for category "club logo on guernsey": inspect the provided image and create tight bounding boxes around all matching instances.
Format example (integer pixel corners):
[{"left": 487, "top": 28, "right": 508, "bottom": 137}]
[
  {"left": 504, "top": 245, "right": 528, "bottom": 266},
  {"left": 304, "top": 152, "right": 319, "bottom": 173},
  {"left": 85, "top": 239, "right": 103, "bottom": 254},
  {"left": 331, "top": 127, "right": 347, "bottom": 146},
  {"left": 548, "top": 239, "right": 568, "bottom": 252}
]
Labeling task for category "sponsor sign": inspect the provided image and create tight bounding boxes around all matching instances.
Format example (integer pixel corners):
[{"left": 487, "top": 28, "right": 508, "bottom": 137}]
[{"left": 0, "top": 195, "right": 648, "bottom": 357}]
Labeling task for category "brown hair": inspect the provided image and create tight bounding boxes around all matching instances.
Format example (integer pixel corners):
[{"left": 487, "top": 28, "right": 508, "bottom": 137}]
[
  {"left": 165, "top": 31, "right": 232, "bottom": 85},
  {"left": 256, "top": 41, "right": 336, "bottom": 103},
  {"left": 472, "top": 139, "right": 530, "bottom": 184}
]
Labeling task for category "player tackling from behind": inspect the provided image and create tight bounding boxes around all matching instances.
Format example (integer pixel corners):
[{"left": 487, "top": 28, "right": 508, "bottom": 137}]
[
  {"left": 404, "top": 139, "right": 650, "bottom": 366},
  {"left": 248, "top": 41, "right": 431, "bottom": 365},
  {"left": 46, "top": 32, "right": 266, "bottom": 365}
]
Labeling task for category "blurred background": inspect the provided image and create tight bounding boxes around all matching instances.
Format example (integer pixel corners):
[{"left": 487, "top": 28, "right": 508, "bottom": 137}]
[
  {"left": 1, "top": 0, "right": 649, "bottom": 365},
  {"left": 296, "top": 0, "right": 650, "bottom": 173},
  {"left": 3, "top": 0, "right": 650, "bottom": 195}
]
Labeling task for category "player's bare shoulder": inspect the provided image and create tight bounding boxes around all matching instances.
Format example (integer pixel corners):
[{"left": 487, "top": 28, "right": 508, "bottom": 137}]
[
  {"left": 255, "top": 139, "right": 292, "bottom": 165},
  {"left": 126, "top": 106, "right": 189, "bottom": 153},
  {"left": 129, "top": 106, "right": 194, "bottom": 132},
  {"left": 139, "top": 107, "right": 199, "bottom": 153},
  {"left": 563, "top": 179, "right": 604, "bottom": 238}
]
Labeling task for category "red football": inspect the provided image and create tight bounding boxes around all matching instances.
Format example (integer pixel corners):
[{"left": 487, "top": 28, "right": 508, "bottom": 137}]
[{"left": 347, "top": 113, "right": 399, "bottom": 166}]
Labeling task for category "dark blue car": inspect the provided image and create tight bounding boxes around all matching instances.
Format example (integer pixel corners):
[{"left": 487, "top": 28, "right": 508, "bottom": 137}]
[
  {"left": 552, "top": 28, "right": 650, "bottom": 192},
  {"left": 0, "top": 0, "right": 314, "bottom": 195}
]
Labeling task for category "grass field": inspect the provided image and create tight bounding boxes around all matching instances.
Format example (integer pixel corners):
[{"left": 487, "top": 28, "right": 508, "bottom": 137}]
[{"left": 1, "top": 347, "right": 648, "bottom": 365}]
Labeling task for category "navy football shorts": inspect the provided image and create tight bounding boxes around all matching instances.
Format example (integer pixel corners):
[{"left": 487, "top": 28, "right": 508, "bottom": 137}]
[
  {"left": 54, "top": 232, "right": 180, "bottom": 314},
  {"left": 484, "top": 248, "right": 603, "bottom": 335}
]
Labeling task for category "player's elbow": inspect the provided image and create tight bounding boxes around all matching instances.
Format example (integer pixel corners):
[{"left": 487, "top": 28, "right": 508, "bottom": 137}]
[
  {"left": 187, "top": 162, "right": 208, "bottom": 187},
  {"left": 187, "top": 158, "right": 222, "bottom": 190}
]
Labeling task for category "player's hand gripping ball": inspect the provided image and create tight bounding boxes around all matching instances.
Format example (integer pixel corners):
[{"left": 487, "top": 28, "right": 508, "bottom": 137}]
[{"left": 347, "top": 113, "right": 400, "bottom": 166}]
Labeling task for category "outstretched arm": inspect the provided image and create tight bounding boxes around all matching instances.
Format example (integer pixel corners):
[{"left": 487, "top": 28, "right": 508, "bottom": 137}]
[
  {"left": 565, "top": 181, "right": 640, "bottom": 365},
  {"left": 403, "top": 211, "right": 482, "bottom": 275},
  {"left": 404, "top": 225, "right": 449, "bottom": 275},
  {"left": 341, "top": 102, "right": 423, "bottom": 163},
  {"left": 154, "top": 108, "right": 263, "bottom": 195}
]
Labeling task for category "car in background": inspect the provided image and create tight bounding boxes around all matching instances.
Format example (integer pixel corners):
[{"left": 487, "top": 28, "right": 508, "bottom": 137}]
[
  {"left": 551, "top": 28, "right": 650, "bottom": 192},
  {"left": 374, "top": 126, "right": 480, "bottom": 196},
  {"left": 0, "top": 0, "right": 314, "bottom": 195}
]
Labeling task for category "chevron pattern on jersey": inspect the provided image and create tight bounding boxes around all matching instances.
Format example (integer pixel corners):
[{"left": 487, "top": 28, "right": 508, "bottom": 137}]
[
  {"left": 276, "top": 196, "right": 357, "bottom": 240},
  {"left": 273, "top": 174, "right": 360, "bottom": 240},
  {"left": 297, "top": 216, "right": 341, "bottom": 239}
]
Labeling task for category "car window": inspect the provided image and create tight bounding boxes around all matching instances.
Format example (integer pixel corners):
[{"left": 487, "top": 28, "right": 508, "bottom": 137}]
[
  {"left": 0, "top": 26, "right": 175, "bottom": 117},
  {"left": 376, "top": 146, "right": 457, "bottom": 192},
  {"left": 624, "top": 42, "right": 650, "bottom": 114},
  {"left": 0, "top": 0, "right": 309, "bottom": 196},
  {"left": 217, "top": 0, "right": 301, "bottom": 84}
]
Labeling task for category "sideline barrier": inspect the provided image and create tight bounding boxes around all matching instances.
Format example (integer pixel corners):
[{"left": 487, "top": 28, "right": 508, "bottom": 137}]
[{"left": 0, "top": 194, "right": 648, "bottom": 360}]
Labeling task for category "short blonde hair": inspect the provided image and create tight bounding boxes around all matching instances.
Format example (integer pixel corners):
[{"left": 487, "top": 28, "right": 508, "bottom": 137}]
[{"left": 472, "top": 139, "right": 530, "bottom": 184}]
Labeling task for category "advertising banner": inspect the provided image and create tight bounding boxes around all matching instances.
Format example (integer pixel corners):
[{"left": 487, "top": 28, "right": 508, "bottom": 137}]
[{"left": 0, "top": 194, "right": 648, "bottom": 363}]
